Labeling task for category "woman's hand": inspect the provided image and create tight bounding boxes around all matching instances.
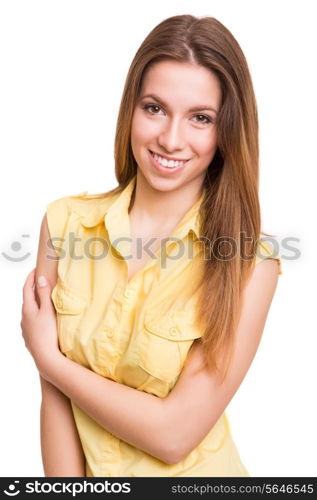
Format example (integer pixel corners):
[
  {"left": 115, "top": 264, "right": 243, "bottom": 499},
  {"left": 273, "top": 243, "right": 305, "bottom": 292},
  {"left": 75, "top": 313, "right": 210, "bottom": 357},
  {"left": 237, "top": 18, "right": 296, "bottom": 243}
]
[{"left": 20, "top": 268, "right": 62, "bottom": 373}]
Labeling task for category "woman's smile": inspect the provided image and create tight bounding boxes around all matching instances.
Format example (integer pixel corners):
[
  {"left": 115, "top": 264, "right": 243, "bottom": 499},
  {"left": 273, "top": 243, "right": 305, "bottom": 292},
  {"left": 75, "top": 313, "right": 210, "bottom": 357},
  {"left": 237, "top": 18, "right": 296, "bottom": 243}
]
[{"left": 148, "top": 149, "right": 190, "bottom": 174}]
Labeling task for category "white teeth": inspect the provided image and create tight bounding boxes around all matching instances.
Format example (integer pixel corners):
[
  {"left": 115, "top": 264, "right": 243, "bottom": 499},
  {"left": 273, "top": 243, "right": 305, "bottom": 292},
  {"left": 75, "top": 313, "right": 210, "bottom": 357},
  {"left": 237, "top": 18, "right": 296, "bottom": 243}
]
[{"left": 153, "top": 152, "right": 186, "bottom": 168}]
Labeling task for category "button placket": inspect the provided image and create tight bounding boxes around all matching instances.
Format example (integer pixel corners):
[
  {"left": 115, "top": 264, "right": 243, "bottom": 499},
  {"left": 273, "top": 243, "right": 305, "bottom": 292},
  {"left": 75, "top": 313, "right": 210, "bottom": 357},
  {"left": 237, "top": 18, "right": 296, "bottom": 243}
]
[
  {"left": 121, "top": 284, "right": 137, "bottom": 314},
  {"left": 99, "top": 324, "right": 121, "bottom": 375}
]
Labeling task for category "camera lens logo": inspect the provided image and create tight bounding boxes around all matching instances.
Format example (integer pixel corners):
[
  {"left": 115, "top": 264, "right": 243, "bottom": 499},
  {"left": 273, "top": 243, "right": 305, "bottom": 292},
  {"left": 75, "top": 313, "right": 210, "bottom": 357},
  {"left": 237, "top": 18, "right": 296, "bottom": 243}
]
[
  {"left": 4, "top": 481, "right": 20, "bottom": 496},
  {"left": 2, "top": 235, "right": 31, "bottom": 262}
]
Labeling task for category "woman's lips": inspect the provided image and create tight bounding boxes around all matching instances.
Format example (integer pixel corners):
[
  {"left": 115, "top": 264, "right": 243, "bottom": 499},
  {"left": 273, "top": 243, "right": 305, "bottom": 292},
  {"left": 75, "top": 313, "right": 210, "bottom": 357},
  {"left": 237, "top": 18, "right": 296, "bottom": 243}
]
[
  {"left": 148, "top": 150, "right": 189, "bottom": 174},
  {"left": 149, "top": 150, "right": 190, "bottom": 162}
]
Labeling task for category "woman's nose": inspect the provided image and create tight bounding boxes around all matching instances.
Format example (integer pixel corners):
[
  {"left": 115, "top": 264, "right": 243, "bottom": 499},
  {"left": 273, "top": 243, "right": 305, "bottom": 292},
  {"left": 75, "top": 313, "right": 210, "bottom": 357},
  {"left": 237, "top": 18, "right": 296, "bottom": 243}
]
[{"left": 157, "top": 118, "right": 186, "bottom": 153}]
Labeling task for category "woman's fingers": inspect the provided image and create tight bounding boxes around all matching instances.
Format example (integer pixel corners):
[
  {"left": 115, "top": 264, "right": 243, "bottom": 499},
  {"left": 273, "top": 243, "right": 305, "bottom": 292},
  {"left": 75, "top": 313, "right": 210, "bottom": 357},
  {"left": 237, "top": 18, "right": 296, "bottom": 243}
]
[
  {"left": 35, "top": 275, "right": 54, "bottom": 311},
  {"left": 22, "top": 268, "right": 38, "bottom": 316}
]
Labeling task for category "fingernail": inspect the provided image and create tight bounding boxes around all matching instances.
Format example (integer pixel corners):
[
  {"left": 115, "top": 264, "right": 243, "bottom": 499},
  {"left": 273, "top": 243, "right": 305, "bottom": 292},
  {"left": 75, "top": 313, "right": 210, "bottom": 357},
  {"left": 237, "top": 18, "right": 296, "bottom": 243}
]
[{"left": 38, "top": 276, "right": 47, "bottom": 287}]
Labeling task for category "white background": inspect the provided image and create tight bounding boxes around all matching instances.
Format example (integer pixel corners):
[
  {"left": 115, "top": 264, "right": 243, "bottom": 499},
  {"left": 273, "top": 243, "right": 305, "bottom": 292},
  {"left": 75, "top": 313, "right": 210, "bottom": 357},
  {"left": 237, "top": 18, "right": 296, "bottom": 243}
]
[{"left": 0, "top": 0, "right": 316, "bottom": 477}]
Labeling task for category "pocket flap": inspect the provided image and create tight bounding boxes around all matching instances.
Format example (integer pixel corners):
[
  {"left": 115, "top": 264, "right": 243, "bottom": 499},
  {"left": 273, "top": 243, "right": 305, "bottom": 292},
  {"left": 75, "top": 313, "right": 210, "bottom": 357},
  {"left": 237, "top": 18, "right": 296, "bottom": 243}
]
[
  {"left": 51, "top": 279, "right": 88, "bottom": 314},
  {"left": 144, "top": 311, "right": 202, "bottom": 341}
]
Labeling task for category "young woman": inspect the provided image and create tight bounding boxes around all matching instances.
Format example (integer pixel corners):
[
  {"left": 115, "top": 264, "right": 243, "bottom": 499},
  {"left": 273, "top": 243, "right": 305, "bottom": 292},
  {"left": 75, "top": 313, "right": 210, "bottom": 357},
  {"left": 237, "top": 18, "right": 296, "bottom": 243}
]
[{"left": 21, "top": 14, "right": 282, "bottom": 477}]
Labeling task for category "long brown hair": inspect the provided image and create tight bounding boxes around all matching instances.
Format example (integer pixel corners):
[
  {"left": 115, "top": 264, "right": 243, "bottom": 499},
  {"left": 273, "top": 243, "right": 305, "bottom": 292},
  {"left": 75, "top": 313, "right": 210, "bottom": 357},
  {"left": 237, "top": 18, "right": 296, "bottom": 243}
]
[{"left": 113, "top": 14, "right": 262, "bottom": 383}]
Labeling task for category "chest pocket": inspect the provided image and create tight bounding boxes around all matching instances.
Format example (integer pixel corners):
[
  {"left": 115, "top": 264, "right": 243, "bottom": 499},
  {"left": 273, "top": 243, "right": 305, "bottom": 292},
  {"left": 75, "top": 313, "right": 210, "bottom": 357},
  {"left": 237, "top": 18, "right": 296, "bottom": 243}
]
[
  {"left": 51, "top": 278, "right": 88, "bottom": 354},
  {"left": 138, "top": 311, "right": 203, "bottom": 383}
]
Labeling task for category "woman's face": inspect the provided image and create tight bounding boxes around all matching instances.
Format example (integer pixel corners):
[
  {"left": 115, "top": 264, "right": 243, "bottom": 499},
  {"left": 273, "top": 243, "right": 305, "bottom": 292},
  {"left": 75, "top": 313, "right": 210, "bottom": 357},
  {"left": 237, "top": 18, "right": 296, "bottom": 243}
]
[{"left": 131, "top": 60, "right": 222, "bottom": 193}]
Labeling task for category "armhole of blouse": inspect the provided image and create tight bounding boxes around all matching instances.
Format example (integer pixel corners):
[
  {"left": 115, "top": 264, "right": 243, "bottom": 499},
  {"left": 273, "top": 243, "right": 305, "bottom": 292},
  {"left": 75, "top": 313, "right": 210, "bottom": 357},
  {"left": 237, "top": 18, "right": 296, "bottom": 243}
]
[
  {"left": 46, "top": 197, "right": 71, "bottom": 259},
  {"left": 255, "top": 240, "right": 282, "bottom": 275}
]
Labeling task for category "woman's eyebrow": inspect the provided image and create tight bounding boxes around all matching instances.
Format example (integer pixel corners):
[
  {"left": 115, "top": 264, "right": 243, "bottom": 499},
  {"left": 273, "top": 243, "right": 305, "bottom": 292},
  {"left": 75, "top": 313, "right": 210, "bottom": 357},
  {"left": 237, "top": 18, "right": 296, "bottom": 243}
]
[{"left": 140, "top": 93, "right": 218, "bottom": 115}]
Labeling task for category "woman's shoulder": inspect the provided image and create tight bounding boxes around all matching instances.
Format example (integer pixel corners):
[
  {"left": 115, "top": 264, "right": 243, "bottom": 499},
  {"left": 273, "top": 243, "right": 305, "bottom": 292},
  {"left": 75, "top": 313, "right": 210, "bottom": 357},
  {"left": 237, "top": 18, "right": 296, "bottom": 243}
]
[
  {"left": 45, "top": 189, "right": 120, "bottom": 239},
  {"left": 46, "top": 189, "right": 119, "bottom": 219}
]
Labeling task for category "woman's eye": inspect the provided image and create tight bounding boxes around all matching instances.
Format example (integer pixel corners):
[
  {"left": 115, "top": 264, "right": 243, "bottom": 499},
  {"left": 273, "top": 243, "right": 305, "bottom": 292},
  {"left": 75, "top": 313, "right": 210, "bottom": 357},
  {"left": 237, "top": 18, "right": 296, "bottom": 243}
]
[
  {"left": 192, "top": 114, "right": 213, "bottom": 125},
  {"left": 143, "top": 104, "right": 162, "bottom": 114}
]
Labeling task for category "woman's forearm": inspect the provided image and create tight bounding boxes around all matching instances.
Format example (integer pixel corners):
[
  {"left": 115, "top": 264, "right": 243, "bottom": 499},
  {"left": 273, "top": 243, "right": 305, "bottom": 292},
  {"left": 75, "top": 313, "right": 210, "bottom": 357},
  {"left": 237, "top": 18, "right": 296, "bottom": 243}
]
[
  {"left": 40, "top": 376, "right": 86, "bottom": 476},
  {"left": 39, "top": 355, "right": 174, "bottom": 464}
]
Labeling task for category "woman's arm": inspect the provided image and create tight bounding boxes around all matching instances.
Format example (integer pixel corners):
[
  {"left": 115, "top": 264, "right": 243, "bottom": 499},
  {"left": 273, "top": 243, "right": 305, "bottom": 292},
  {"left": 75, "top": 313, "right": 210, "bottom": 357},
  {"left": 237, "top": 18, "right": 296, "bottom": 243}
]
[
  {"left": 40, "top": 377, "right": 85, "bottom": 476},
  {"left": 37, "top": 257, "right": 280, "bottom": 465},
  {"left": 36, "top": 214, "right": 85, "bottom": 476}
]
